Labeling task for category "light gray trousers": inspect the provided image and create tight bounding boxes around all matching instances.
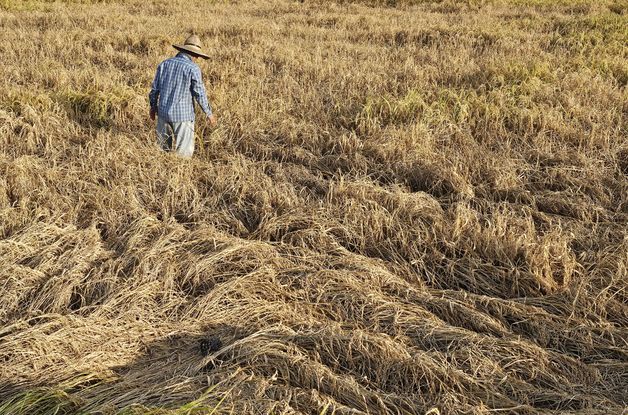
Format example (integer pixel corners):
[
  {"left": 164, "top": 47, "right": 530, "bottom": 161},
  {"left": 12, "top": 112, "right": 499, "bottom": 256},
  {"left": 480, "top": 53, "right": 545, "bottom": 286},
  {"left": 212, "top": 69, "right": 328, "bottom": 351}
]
[{"left": 156, "top": 117, "right": 195, "bottom": 158}]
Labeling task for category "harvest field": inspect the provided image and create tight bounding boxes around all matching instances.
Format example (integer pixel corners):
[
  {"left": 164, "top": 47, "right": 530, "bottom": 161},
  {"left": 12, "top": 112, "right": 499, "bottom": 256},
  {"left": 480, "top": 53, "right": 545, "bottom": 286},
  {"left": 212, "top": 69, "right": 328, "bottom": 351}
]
[{"left": 0, "top": 0, "right": 627, "bottom": 413}]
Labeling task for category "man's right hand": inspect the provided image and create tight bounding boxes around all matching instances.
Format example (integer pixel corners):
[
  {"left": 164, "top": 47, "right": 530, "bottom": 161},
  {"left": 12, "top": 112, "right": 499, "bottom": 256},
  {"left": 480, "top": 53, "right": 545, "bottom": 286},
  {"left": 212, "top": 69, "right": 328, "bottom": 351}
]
[{"left": 208, "top": 114, "right": 217, "bottom": 127}]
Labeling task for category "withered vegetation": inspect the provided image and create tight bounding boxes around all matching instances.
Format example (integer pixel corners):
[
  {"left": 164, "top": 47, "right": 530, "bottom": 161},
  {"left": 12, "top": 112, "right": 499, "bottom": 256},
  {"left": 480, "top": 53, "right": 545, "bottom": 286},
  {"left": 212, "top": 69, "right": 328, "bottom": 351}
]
[{"left": 0, "top": 0, "right": 626, "bottom": 414}]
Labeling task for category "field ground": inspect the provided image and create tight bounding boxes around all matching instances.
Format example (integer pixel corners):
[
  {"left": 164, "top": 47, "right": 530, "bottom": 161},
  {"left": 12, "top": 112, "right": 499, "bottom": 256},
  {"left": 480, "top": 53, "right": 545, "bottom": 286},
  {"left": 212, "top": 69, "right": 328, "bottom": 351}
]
[{"left": 0, "top": 0, "right": 626, "bottom": 414}]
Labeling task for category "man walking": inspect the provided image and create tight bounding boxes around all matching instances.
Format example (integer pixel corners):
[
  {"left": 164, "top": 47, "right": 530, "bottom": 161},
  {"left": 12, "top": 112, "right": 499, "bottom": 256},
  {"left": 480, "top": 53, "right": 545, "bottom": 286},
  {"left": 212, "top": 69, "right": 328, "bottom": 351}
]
[{"left": 149, "top": 35, "right": 217, "bottom": 157}]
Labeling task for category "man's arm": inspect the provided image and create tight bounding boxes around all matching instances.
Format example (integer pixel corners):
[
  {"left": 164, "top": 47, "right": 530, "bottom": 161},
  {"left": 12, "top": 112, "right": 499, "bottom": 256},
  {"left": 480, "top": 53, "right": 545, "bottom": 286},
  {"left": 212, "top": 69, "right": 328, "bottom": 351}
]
[
  {"left": 190, "top": 66, "right": 216, "bottom": 125},
  {"left": 148, "top": 65, "right": 161, "bottom": 120}
]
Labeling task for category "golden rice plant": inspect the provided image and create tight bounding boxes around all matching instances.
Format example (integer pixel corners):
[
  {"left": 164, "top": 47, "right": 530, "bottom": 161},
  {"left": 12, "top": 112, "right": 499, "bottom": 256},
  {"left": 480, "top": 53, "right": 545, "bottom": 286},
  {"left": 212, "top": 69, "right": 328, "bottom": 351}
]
[{"left": 0, "top": 0, "right": 626, "bottom": 414}]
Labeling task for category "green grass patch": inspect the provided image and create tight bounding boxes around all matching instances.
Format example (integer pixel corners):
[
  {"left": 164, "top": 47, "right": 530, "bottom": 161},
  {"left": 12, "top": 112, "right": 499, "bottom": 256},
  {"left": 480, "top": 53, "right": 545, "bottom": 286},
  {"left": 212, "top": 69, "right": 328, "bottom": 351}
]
[
  {"left": 54, "top": 87, "right": 134, "bottom": 128},
  {"left": 1, "top": 0, "right": 121, "bottom": 11},
  {"left": 0, "top": 91, "right": 56, "bottom": 116},
  {"left": 0, "top": 0, "right": 40, "bottom": 11},
  {"left": 0, "top": 388, "right": 85, "bottom": 415},
  {"left": 360, "top": 87, "right": 490, "bottom": 130},
  {"left": 487, "top": 61, "right": 556, "bottom": 86},
  {"left": 0, "top": 384, "right": 229, "bottom": 415},
  {"left": 592, "top": 58, "right": 628, "bottom": 87},
  {"left": 551, "top": 13, "right": 628, "bottom": 55},
  {"left": 360, "top": 89, "right": 427, "bottom": 127}
]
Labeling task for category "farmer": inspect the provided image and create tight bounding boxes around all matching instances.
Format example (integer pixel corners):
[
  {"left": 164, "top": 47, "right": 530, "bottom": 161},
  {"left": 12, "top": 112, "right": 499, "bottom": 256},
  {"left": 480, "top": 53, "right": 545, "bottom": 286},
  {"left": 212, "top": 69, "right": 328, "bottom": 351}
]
[{"left": 149, "top": 35, "right": 217, "bottom": 157}]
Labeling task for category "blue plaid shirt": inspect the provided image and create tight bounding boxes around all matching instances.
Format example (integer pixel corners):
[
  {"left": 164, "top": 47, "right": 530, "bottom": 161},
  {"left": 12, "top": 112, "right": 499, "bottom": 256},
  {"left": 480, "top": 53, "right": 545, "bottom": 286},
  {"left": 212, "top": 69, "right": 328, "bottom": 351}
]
[{"left": 149, "top": 52, "right": 212, "bottom": 123}]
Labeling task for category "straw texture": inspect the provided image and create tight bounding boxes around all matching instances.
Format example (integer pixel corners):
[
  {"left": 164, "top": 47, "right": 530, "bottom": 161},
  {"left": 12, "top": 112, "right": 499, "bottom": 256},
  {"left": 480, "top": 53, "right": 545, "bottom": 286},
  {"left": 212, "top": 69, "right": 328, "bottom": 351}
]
[{"left": 0, "top": 0, "right": 626, "bottom": 414}]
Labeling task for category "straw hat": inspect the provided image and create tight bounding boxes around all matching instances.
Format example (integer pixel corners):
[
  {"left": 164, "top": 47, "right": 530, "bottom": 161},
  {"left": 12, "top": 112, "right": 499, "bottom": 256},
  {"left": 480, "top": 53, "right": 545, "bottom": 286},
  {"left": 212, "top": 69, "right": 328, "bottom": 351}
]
[{"left": 173, "top": 35, "right": 210, "bottom": 59}]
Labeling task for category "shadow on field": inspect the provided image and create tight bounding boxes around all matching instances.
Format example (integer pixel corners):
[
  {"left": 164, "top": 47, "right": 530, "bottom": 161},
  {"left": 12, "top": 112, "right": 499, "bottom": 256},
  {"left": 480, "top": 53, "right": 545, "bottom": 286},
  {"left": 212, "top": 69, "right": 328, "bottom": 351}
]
[
  {"left": 116, "top": 324, "right": 242, "bottom": 373},
  {"left": 0, "top": 324, "right": 246, "bottom": 414},
  {"left": 85, "top": 324, "right": 247, "bottom": 408}
]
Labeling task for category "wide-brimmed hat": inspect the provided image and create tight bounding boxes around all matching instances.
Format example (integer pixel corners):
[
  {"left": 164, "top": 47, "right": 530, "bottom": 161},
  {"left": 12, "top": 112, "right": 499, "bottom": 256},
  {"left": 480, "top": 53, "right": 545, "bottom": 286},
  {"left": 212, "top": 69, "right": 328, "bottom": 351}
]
[{"left": 173, "top": 35, "right": 210, "bottom": 59}]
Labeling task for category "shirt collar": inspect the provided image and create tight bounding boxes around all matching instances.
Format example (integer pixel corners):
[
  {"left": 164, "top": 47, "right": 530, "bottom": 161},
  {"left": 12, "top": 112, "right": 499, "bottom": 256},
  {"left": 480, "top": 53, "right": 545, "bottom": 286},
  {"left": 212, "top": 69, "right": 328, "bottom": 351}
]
[{"left": 177, "top": 52, "right": 193, "bottom": 61}]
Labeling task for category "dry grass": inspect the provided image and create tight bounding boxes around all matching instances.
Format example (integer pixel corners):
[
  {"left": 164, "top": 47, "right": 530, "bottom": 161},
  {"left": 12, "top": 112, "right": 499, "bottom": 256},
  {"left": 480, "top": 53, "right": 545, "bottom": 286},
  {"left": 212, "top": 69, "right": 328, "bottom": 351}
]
[{"left": 0, "top": 0, "right": 626, "bottom": 413}]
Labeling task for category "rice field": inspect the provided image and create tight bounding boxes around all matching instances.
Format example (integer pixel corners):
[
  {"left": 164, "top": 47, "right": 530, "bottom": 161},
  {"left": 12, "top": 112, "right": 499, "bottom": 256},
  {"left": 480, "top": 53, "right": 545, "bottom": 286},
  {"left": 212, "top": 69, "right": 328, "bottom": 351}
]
[{"left": 0, "top": 0, "right": 626, "bottom": 414}]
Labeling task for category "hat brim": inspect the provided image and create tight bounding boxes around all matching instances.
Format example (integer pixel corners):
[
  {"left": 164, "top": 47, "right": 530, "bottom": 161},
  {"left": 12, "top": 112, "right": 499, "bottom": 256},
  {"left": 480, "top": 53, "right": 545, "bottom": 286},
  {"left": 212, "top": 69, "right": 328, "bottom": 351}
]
[{"left": 173, "top": 44, "right": 210, "bottom": 60}]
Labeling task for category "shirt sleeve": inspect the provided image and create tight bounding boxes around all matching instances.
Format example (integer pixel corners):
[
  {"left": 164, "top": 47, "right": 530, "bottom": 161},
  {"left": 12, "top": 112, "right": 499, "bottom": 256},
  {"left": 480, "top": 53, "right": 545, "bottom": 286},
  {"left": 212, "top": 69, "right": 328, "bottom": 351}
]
[
  {"left": 149, "top": 65, "right": 160, "bottom": 112},
  {"left": 190, "top": 66, "right": 212, "bottom": 117}
]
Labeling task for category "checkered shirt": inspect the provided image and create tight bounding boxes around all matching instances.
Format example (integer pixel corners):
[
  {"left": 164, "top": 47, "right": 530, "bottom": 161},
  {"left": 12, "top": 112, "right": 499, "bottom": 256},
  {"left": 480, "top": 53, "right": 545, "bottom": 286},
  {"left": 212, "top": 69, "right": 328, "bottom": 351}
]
[{"left": 149, "top": 52, "right": 212, "bottom": 123}]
